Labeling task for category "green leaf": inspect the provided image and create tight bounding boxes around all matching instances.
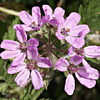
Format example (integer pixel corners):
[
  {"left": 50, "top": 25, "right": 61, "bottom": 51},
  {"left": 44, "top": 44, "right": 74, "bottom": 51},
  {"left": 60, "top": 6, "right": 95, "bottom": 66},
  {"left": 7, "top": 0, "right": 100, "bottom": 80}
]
[
  {"left": 78, "top": 0, "right": 100, "bottom": 31},
  {"left": 0, "top": 83, "right": 8, "bottom": 92},
  {"left": 20, "top": 83, "right": 45, "bottom": 100},
  {"left": 0, "top": 59, "right": 17, "bottom": 93},
  {"left": 3, "top": 17, "right": 20, "bottom": 40},
  {"left": 39, "top": 98, "right": 52, "bottom": 100},
  {"left": 30, "top": 87, "right": 45, "bottom": 100},
  {"left": 0, "top": 76, "right": 4, "bottom": 80},
  {"left": 85, "top": 57, "right": 100, "bottom": 64}
]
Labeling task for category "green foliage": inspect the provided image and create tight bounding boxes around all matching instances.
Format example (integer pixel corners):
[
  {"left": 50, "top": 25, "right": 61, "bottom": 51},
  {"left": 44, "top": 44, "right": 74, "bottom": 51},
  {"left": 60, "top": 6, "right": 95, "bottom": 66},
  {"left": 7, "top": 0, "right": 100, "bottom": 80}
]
[
  {"left": 39, "top": 98, "right": 52, "bottom": 100},
  {"left": 85, "top": 57, "right": 100, "bottom": 65},
  {"left": 0, "top": 17, "right": 19, "bottom": 99},
  {"left": 20, "top": 84, "right": 45, "bottom": 100},
  {"left": 0, "top": 17, "right": 21, "bottom": 96},
  {"left": 0, "top": 21, "right": 7, "bottom": 42},
  {"left": 78, "top": 0, "right": 100, "bottom": 31},
  {"left": 0, "top": 59, "right": 16, "bottom": 99},
  {"left": 0, "top": 83, "right": 8, "bottom": 92},
  {"left": 3, "top": 17, "right": 20, "bottom": 40},
  {"left": 0, "top": 59, "right": 17, "bottom": 90}
]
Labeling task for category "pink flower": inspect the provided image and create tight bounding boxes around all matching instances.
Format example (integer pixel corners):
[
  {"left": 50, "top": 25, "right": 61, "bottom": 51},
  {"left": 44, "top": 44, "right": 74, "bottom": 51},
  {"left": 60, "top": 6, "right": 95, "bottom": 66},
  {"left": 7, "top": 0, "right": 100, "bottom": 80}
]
[
  {"left": 68, "top": 46, "right": 100, "bottom": 73},
  {"left": 68, "top": 46, "right": 100, "bottom": 58},
  {"left": 42, "top": 4, "right": 65, "bottom": 26},
  {"left": 7, "top": 47, "right": 52, "bottom": 89},
  {"left": 55, "top": 55, "right": 99, "bottom": 95},
  {"left": 0, "top": 25, "right": 39, "bottom": 66},
  {"left": 56, "top": 12, "right": 90, "bottom": 48},
  {"left": 14, "top": 6, "right": 49, "bottom": 31}
]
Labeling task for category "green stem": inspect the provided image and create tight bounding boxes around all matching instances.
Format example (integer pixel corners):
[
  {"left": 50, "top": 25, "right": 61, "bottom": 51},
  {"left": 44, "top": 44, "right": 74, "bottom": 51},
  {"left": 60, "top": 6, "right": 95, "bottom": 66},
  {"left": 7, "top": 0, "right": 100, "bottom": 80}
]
[
  {"left": 0, "top": 7, "right": 19, "bottom": 16},
  {"left": 31, "top": 87, "right": 45, "bottom": 100}
]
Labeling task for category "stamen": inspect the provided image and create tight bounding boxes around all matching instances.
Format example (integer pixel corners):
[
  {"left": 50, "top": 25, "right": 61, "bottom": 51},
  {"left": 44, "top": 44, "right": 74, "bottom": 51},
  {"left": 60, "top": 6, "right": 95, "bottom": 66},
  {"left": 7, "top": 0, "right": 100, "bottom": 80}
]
[
  {"left": 75, "top": 49, "right": 84, "bottom": 55},
  {"left": 66, "top": 28, "right": 70, "bottom": 32},
  {"left": 31, "top": 21, "right": 36, "bottom": 25},
  {"left": 19, "top": 44, "right": 23, "bottom": 48},
  {"left": 68, "top": 65, "right": 77, "bottom": 73},
  {"left": 28, "top": 62, "right": 35, "bottom": 70},
  {"left": 19, "top": 43, "right": 27, "bottom": 52},
  {"left": 52, "top": 17, "right": 55, "bottom": 19},
  {"left": 61, "top": 28, "right": 70, "bottom": 36},
  {"left": 61, "top": 28, "right": 65, "bottom": 34}
]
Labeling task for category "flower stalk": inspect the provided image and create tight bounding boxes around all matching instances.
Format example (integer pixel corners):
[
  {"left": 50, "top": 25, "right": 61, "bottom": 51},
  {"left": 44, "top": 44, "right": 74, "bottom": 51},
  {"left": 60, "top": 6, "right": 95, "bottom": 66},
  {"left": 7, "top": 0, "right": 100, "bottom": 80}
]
[{"left": 0, "top": 7, "right": 19, "bottom": 16}]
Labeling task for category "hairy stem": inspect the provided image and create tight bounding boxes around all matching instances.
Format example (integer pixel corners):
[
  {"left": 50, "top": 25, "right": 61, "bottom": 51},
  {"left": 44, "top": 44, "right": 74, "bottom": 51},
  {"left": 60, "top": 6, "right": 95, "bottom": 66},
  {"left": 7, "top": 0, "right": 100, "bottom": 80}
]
[
  {"left": 39, "top": 50, "right": 47, "bottom": 57},
  {"left": 38, "top": 47, "right": 47, "bottom": 50},
  {"left": 40, "top": 34, "right": 48, "bottom": 46},
  {"left": 51, "top": 47, "right": 68, "bottom": 53},
  {"left": 49, "top": 30, "right": 51, "bottom": 46},
  {"left": 50, "top": 38, "right": 58, "bottom": 47},
  {"left": 51, "top": 50, "right": 60, "bottom": 59}
]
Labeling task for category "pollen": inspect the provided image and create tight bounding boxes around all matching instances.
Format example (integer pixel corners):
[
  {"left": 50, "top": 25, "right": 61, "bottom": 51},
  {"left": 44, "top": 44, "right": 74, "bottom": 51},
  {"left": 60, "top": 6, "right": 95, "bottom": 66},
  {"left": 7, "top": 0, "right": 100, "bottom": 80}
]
[
  {"left": 31, "top": 21, "right": 36, "bottom": 25},
  {"left": 52, "top": 17, "right": 55, "bottom": 19},
  {"left": 66, "top": 28, "right": 70, "bottom": 32}
]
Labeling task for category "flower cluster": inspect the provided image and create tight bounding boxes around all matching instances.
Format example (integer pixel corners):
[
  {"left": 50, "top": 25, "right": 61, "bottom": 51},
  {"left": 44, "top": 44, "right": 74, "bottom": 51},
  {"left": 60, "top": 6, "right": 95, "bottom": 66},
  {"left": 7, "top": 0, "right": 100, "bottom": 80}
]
[{"left": 0, "top": 5, "right": 100, "bottom": 95}]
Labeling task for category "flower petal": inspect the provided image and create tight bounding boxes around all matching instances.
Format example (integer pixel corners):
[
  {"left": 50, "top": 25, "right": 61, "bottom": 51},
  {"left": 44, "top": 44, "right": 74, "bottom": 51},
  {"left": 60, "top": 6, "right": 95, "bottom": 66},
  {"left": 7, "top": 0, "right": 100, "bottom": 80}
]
[
  {"left": 15, "top": 68, "right": 30, "bottom": 86},
  {"left": 27, "top": 47, "right": 38, "bottom": 60},
  {"left": 31, "top": 70, "right": 44, "bottom": 89},
  {"left": 1, "top": 40, "right": 20, "bottom": 50},
  {"left": 70, "top": 25, "right": 90, "bottom": 37},
  {"left": 65, "top": 36, "right": 85, "bottom": 48},
  {"left": 8, "top": 62, "right": 27, "bottom": 74},
  {"left": 77, "top": 67, "right": 99, "bottom": 80},
  {"left": 37, "top": 57, "right": 52, "bottom": 68},
  {"left": 49, "top": 15, "right": 64, "bottom": 26},
  {"left": 0, "top": 50, "right": 20, "bottom": 59},
  {"left": 87, "top": 67, "right": 99, "bottom": 80},
  {"left": 49, "top": 18, "right": 58, "bottom": 26},
  {"left": 70, "top": 55, "right": 84, "bottom": 66},
  {"left": 84, "top": 46, "right": 100, "bottom": 58},
  {"left": 55, "top": 14, "right": 65, "bottom": 24},
  {"left": 77, "top": 67, "right": 89, "bottom": 78},
  {"left": 19, "top": 11, "right": 33, "bottom": 26},
  {"left": 68, "top": 46, "right": 76, "bottom": 57},
  {"left": 56, "top": 31, "right": 65, "bottom": 40},
  {"left": 40, "top": 15, "right": 50, "bottom": 27},
  {"left": 15, "top": 25, "right": 27, "bottom": 43},
  {"left": 82, "top": 59, "right": 99, "bottom": 79},
  {"left": 53, "top": 7, "right": 65, "bottom": 17},
  {"left": 11, "top": 53, "right": 26, "bottom": 66},
  {"left": 64, "top": 74, "right": 75, "bottom": 95},
  {"left": 42, "top": 5, "right": 52, "bottom": 18},
  {"left": 65, "top": 12, "right": 81, "bottom": 29},
  {"left": 32, "top": 6, "right": 41, "bottom": 24},
  {"left": 56, "top": 24, "right": 65, "bottom": 40},
  {"left": 27, "top": 38, "right": 39, "bottom": 47},
  {"left": 55, "top": 58, "right": 69, "bottom": 72},
  {"left": 14, "top": 24, "right": 33, "bottom": 31},
  {"left": 82, "top": 59, "right": 90, "bottom": 73},
  {"left": 75, "top": 72, "right": 96, "bottom": 88}
]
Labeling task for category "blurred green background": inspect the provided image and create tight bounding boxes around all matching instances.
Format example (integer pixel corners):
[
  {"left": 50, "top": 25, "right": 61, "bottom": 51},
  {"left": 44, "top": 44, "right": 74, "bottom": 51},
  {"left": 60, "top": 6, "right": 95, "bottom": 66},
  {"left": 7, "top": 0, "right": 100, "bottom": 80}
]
[{"left": 0, "top": 0, "right": 100, "bottom": 100}]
